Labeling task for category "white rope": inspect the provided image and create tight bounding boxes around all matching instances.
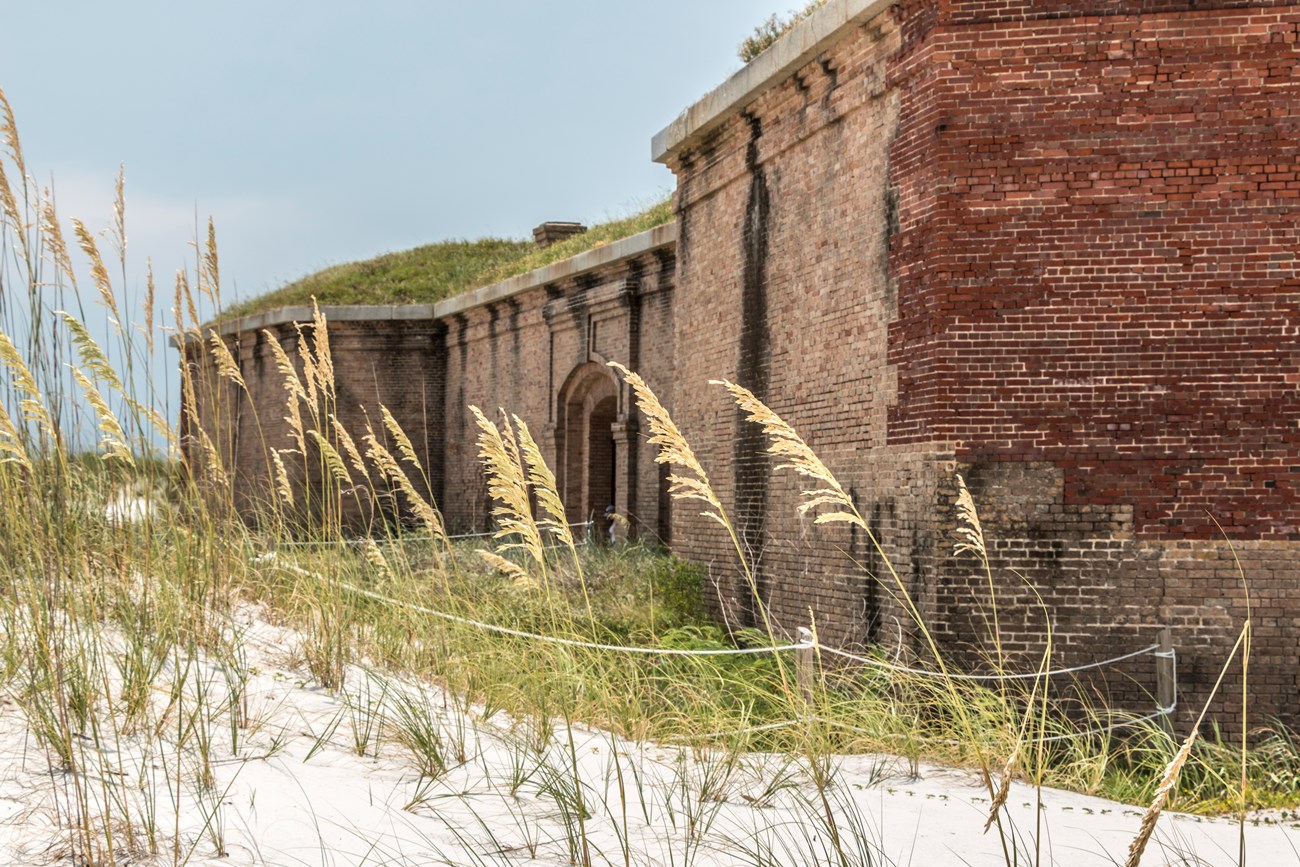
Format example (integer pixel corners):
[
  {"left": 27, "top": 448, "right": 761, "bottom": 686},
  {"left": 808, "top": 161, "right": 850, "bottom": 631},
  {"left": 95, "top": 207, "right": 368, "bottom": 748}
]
[
  {"left": 713, "top": 702, "right": 1178, "bottom": 747},
  {"left": 273, "top": 522, "right": 591, "bottom": 547},
  {"left": 271, "top": 560, "right": 805, "bottom": 658},
  {"left": 698, "top": 719, "right": 804, "bottom": 741},
  {"left": 266, "top": 556, "right": 1179, "bottom": 747},
  {"left": 816, "top": 642, "right": 1161, "bottom": 682}
]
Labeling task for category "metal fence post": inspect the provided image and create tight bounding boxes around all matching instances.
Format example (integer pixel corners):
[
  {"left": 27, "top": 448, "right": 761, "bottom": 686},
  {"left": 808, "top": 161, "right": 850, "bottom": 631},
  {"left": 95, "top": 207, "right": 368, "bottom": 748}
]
[{"left": 1156, "top": 627, "right": 1175, "bottom": 737}]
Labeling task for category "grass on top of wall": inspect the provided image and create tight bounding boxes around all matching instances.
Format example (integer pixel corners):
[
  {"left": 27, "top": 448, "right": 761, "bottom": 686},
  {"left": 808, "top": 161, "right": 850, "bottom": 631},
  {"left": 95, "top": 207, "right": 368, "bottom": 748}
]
[{"left": 222, "top": 197, "right": 674, "bottom": 319}]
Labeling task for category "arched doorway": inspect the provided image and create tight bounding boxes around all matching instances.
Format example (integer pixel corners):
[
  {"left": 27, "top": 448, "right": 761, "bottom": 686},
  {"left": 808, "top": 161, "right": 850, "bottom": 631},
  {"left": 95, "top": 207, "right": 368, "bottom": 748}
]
[{"left": 557, "top": 363, "right": 622, "bottom": 534}]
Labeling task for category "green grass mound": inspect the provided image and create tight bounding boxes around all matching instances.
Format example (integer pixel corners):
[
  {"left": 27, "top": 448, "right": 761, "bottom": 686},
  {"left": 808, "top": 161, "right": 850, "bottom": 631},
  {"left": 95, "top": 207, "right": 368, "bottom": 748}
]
[{"left": 225, "top": 198, "right": 674, "bottom": 319}]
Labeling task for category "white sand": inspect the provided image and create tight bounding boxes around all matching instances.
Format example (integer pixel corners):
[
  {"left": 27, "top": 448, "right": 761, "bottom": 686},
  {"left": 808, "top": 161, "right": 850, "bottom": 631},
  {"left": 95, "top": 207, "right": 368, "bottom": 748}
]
[{"left": 0, "top": 607, "right": 1295, "bottom": 866}]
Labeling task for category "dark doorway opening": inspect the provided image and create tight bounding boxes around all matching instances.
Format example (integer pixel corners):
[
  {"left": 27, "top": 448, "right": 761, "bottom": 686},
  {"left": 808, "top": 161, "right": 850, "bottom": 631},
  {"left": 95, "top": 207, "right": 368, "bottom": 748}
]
[{"left": 587, "top": 394, "right": 618, "bottom": 524}]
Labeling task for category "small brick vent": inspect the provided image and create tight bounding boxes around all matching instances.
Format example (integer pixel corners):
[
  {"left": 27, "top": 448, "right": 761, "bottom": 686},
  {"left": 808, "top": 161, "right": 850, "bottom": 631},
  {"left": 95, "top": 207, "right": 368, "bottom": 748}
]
[{"left": 533, "top": 221, "right": 587, "bottom": 247}]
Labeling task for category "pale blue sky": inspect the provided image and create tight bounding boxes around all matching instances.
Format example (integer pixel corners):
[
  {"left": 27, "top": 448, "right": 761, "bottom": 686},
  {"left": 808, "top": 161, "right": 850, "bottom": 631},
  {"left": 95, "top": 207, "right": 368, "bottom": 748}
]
[{"left": 3, "top": 1, "right": 777, "bottom": 309}]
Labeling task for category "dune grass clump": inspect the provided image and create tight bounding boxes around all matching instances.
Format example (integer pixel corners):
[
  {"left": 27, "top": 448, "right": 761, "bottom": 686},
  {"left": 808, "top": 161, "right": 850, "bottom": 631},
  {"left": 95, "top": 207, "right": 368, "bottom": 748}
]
[{"left": 738, "top": 1, "right": 828, "bottom": 63}]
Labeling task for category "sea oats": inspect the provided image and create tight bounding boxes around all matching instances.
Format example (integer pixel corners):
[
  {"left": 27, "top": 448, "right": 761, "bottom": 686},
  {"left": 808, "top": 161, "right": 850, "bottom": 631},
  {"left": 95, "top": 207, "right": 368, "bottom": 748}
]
[
  {"left": 57, "top": 311, "right": 124, "bottom": 392},
  {"left": 310, "top": 299, "right": 334, "bottom": 399},
  {"left": 111, "top": 163, "right": 126, "bottom": 267},
  {"left": 72, "top": 217, "right": 121, "bottom": 330},
  {"left": 0, "top": 330, "right": 55, "bottom": 443},
  {"left": 0, "top": 159, "right": 26, "bottom": 264},
  {"left": 381, "top": 406, "right": 423, "bottom": 472},
  {"left": 953, "top": 474, "right": 988, "bottom": 562},
  {"left": 479, "top": 549, "right": 535, "bottom": 589},
  {"left": 608, "top": 361, "right": 727, "bottom": 528},
  {"left": 0, "top": 397, "right": 30, "bottom": 469},
  {"left": 262, "top": 329, "right": 307, "bottom": 403},
  {"left": 262, "top": 328, "right": 309, "bottom": 456},
  {"left": 1124, "top": 729, "right": 1199, "bottom": 867},
  {"left": 983, "top": 746, "right": 1019, "bottom": 833},
  {"left": 207, "top": 330, "right": 246, "bottom": 392},
  {"left": 361, "top": 538, "right": 392, "bottom": 583},
  {"left": 514, "top": 414, "right": 571, "bottom": 546},
  {"left": 142, "top": 260, "right": 156, "bottom": 354},
  {"left": 284, "top": 392, "right": 306, "bottom": 458},
  {"left": 330, "top": 415, "right": 370, "bottom": 482},
  {"left": 715, "top": 378, "right": 862, "bottom": 528},
  {"left": 128, "top": 397, "right": 177, "bottom": 455},
  {"left": 136, "top": 401, "right": 172, "bottom": 442},
  {"left": 308, "top": 430, "right": 353, "bottom": 489},
  {"left": 40, "top": 196, "right": 77, "bottom": 290},
  {"left": 0, "top": 87, "right": 26, "bottom": 181},
  {"left": 203, "top": 218, "right": 221, "bottom": 309},
  {"left": 293, "top": 321, "right": 320, "bottom": 412},
  {"left": 271, "top": 449, "right": 294, "bottom": 506},
  {"left": 173, "top": 269, "right": 185, "bottom": 335},
  {"left": 70, "top": 366, "right": 133, "bottom": 466},
  {"left": 362, "top": 426, "right": 445, "bottom": 539},
  {"left": 177, "top": 268, "right": 201, "bottom": 337},
  {"left": 181, "top": 372, "right": 228, "bottom": 488},
  {"left": 0, "top": 88, "right": 29, "bottom": 262},
  {"left": 470, "top": 405, "right": 544, "bottom": 569}
]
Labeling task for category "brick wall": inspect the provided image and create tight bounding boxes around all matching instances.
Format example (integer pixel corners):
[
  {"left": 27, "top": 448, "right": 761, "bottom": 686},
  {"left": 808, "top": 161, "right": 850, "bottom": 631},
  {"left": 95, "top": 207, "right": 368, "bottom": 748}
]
[
  {"left": 185, "top": 318, "right": 443, "bottom": 531},
  {"left": 187, "top": 237, "right": 678, "bottom": 547},
  {"left": 437, "top": 245, "right": 677, "bottom": 541},
  {"left": 185, "top": 0, "right": 1300, "bottom": 729},
  {"left": 663, "top": 1, "right": 1300, "bottom": 727}
]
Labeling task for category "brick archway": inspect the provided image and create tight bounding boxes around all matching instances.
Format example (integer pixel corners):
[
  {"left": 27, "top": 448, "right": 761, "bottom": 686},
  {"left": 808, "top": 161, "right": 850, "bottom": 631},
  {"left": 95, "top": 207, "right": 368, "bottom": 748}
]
[{"left": 556, "top": 362, "right": 626, "bottom": 533}]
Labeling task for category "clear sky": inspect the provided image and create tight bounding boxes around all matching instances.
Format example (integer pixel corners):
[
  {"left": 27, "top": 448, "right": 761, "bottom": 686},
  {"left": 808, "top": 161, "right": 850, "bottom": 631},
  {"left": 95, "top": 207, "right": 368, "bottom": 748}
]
[{"left": 2, "top": 1, "right": 779, "bottom": 310}]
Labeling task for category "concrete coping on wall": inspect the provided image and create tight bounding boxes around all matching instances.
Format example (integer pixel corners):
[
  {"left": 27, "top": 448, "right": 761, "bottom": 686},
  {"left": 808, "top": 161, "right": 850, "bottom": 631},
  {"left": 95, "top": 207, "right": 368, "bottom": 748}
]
[
  {"left": 187, "top": 221, "right": 678, "bottom": 345},
  {"left": 432, "top": 220, "right": 677, "bottom": 319},
  {"left": 189, "top": 302, "right": 436, "bottom": 344},
  {"left": 651, "top": 0, "right": 890, "bottom": 164}
]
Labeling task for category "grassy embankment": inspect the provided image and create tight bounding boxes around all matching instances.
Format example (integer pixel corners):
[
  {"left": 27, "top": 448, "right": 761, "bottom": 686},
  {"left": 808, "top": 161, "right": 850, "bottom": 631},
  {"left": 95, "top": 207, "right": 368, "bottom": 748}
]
[{"left": 222, "top": 198, "right": 674, "bottom": 318}]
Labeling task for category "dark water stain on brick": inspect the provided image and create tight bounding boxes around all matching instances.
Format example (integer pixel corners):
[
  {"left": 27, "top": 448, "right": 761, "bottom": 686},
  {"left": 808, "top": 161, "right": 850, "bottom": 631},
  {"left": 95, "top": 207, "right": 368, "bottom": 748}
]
[
  {"left": 855, "top": 496, "right": 894, "bottom": 647},
  {"left": 819, "top": 58, "right": 839, "bottom": 111},
  {"left": 453, "top": 314, "right": 469, "bottom": 526},
  {"left": 507, "top": 299, "right": 522, "bottom": 408},
  {"left": 429, "top": 320, "right": 449, "bottom": 510},
  {"left": 908, "top": 526, "right": 929, "bottom": 657},
  {"left": 567, "top": 279, "right": 592, "bottom": 360},
  {"left": 487, "top": 303, "right": 500, "bottom": 385},
  {"left": 674, "top": 151, "right": 694, "bottom": 272},
  {"left": 734, "top": 111, "right": 772, "bottom": 629}
]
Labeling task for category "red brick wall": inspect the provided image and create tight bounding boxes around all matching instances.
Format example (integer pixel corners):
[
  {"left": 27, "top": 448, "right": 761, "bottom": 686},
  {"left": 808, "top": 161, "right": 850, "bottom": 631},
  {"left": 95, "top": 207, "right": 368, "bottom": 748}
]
[
  {"left": 893, "top": 3, "right": 1300, "bottom": 725},
  {"left": 666, "top": 2, "right": 1300, "bottom": 727}
]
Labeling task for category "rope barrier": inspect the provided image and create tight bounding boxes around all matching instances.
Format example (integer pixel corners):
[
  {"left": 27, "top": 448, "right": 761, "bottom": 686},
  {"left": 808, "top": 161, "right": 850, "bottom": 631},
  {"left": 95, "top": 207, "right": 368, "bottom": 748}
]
[
  {"left": 269, "top": 559, "right": 805, "bottom": 658},
  {"left": 262, "top": 552, "right": 1178, "bottom": 745},
  {"left": 690, "top": 699, "right": 1177, "bottom": 747},
  {"left": 273, "top": 522, "right": 592, "bottom": 548},
  {"left": 815, "top": 642, "right": 1161, "bottom": 682}
]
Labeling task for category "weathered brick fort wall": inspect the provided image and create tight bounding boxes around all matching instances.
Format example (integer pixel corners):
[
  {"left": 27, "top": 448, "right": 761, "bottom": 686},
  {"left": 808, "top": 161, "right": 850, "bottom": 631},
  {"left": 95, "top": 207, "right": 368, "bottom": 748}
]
[
  {"left": 184, "top": 310, "right": 445, "bottom": 529},
  {"left": 190, "top": 226, "right": 678, "bottom": 544},
  {"left": 186, "top": 0, "right": 1299, "bottom": 728},
  {"left": 436, "top": 226, "right": 677, "bottom": 540},
  {"left": 656, "top": 0, "right": 1299, "bottom": 726}
]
